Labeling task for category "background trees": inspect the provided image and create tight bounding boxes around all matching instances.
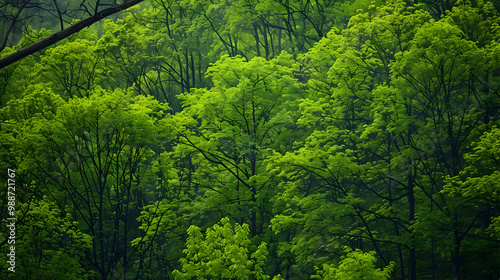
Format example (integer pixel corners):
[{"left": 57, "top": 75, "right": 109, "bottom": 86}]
[{"left": 1, "top": 0, "right": 499, "bottom": 279}]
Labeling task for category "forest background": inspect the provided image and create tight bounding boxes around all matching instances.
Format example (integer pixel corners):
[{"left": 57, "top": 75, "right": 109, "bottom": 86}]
[{"left": 1, "top": 0, "right": 500, "bottom": 279}]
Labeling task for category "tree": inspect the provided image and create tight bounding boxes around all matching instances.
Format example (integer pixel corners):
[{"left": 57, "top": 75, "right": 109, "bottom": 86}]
[
  {"left": 171, "top": 53, "right": 301, "bottom": 236},
  {"left": 312, "top": 250, "right": 394, "bottom": 280},
  {"left": 0, "top": 198, "right": 94, "bottom": 279},
  {"left": 269, "top": 0, "right": 500, "bottom": 279},
  {"left": 172, "top": 217, "right": 280, "bottom": 280},
  {"left": 1, "top": 85, "right": 170, "bottom": 279},
  {"left": 444, "top": 126, "right": 500, "bottom": 240}
]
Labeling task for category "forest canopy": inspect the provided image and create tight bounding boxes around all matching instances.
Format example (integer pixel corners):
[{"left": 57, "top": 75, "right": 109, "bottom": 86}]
[{"left": 1, "top": 0, "right": 500, "bottom": 279}]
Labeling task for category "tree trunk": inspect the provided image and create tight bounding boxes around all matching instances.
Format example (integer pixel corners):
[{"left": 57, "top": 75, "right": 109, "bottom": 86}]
[
  {"left": 253, "top": 24, "right": 261, "bottom": 57},
  {"left": 408, "top": 169, "right": 416, "bottom": 280}
]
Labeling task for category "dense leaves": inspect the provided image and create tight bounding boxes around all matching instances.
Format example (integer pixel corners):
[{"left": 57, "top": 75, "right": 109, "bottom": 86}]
[{"left": 1, "top": 0, "right": 500, "bottom": 279}]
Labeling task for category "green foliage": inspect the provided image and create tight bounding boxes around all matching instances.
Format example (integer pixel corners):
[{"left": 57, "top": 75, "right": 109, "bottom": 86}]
[
  {"left": 171, "top": 53, "right": 301, "bottom": 235},
  {"left": 1, "top": 85, "right": 170, "bottom": 279},
  {"left": 269, "top": 0, "right": 500, "bottom": 278},
  {"left": 0, "top": 198, "right": 93, "bottom": 280},
  {"left": 312, "top": 250, "right": 394, "bottom": 280},
  {"left": 445, "top": 126, "right": 500, "bottom": 238},
  {"left": 172, "top": 217, "right": 272, "bottom": 280},
  {"left": 37, "top": 36, "right": 102, "bottom": 99},
  {"left": 1, "top": 0, "right": 500, "bottom": 279}
]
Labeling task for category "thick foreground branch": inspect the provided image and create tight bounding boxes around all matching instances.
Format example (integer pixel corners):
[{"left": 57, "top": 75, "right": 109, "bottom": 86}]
[{"left": 0, "top": 0, "right": 144, "bottom": 69}]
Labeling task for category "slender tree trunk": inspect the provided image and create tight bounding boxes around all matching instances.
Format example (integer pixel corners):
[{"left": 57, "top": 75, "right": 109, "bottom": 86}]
[
  {"left": 262, "top": 24, "right": 269, "bottom": 60},
  {"left": 97, "top": 126, "right": 108, "bottom": 280},
  {"left": 185, "top": 49, "right": 190, "bottom": 91},
  {"left": 177, "top": 55, "right": 185, "bottom": 93},
  {"left": 408, "top": 168, "right": 416, "bottom": 280},
  {"left": 198, "top": 50, "right": 202, "bottom": 87},
  {"left": 250, "top": 145, "right": 258, "bottom": 236},
  {"left": 389, "top": 134, "right": 405, "bottom": 280},
  {"left": 453, "top": 210, "right": 461, "bottom": 280},
  {"left": 190, "top": 52, "right": 195, "bottom": 88},
  {"left": 253, "top": 24, "right": 261, "bottom": 57},
  {"left": 431, "top": 184, "right": 436, "bottom": 280},
  {"left": 278, "top": 29, "right": 282, "bottom": 53}
]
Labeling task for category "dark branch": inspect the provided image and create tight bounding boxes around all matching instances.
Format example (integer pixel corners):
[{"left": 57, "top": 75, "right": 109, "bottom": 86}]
[
  {"left": 0, "top": 0, "right": 144, "bottom": 69},
  {"left": 0, "top": 0, "right": 31, "bottom": 53}
]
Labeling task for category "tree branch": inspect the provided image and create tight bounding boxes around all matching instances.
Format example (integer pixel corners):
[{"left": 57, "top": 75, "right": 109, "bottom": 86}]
[
  {"left": 0, "top": 0, "right": 144, "bottom": 69},
  {"left": 0, "top": 0, "right": 31, "bottom": 53}
]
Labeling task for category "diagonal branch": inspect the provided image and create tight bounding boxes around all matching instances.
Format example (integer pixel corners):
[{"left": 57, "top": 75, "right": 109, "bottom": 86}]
[{"left": 0, "top": 0, "right": 144, "bottom": 69}]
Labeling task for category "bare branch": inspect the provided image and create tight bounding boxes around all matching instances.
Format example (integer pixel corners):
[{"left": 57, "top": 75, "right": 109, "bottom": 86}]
[
  {"left": 0, "top": 0, "right": 31, "bottom": 53},
  {"left": 53, "top": 0, "right": 64, "bottom": 31}
]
